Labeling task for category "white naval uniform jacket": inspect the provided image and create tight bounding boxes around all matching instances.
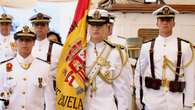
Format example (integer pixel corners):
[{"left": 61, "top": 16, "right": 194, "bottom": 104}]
[
  {"left": 32, "top": 38, "right": 62, "bottom": 78},
  {"left": 85, "top": 41, "right": 132, "bottom": 110},
  {"left": 135, "top": 35, "right": 195, "bottom": 110},
  {"left": 0, "top": 34, "right": 16, "bottom": 62},
  {"left": 0, "top": 54, "right": 55, "bottom": 110}
]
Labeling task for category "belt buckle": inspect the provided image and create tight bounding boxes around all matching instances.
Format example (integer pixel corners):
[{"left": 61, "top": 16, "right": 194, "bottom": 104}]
[{"left": 161, "top": 79, "right": 170, "bottom": 92}]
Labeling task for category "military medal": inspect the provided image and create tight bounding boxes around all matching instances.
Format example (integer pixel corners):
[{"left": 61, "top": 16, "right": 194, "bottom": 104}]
[
  {"left": 38, "top": 77, "right": 43, "bottom": 88},
  {"left": 6, "top": 63, "right": 13, "bottom": 72}
]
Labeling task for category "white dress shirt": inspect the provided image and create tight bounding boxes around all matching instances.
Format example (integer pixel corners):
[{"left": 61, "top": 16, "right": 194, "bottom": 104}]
[
  {"left": 135, "top": 35, "right": 195, "bottom": 110},
  {"left": 0, "top": 54, "right": 55, "bottom": 110}
]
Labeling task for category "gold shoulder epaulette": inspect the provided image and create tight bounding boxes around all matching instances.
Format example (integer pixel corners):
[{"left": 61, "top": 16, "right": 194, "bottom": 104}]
[
  {"left": 103, "top": 40, "right": 125, "bottom": 49},
  {"left": 0, "top": 58, "right": 14, "bottom": 64},
  {"left": 113, "top": 43, "right": 125, "bottom": 49},
  {"left": 143, "top": 38, "right": 155, "bottom": 44},
  {"left": 103, "top": 40, "right": 115, "bottom": 48},
  {"left": 36, "top": 57, "right": 49, "bottom": 64}
]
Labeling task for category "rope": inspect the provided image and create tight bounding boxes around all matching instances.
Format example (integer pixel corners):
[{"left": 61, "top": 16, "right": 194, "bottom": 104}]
[{"left": 163, "top": 45, "right": 194, "bottom": 78}]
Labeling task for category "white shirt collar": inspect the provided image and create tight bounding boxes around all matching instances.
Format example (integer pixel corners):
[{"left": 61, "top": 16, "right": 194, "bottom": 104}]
[
  {"left": 157, "top": 34, "right": 176, "bottom": 42},
  {"left": 16, "top": 53, "right": 34, "bottom": 64},
  {"left": 88, "top": 40, "right": 105, "bottom": 48},
  {"left": 36, "top": 38, "right": 48, "bottom": 44},
  {"left": 0, "top": 34, "right": 12, "bottom": 43}
]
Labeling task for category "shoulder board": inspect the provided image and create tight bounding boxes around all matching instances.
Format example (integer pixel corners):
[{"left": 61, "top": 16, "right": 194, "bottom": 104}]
[
  {"left": 103, "top": 40, "right": 125, "bottom": 49},
  {"left": 113, "top": 43, "right": 125, "bottom": 49},
  {"left": 178, "top": 37, "right": 190, "bottom": 43},
  {"left": 0, "top": 58, "right": 14, "bottom": 64},
  {"left": 36, "top": 57, "right": 49, "bottom": 64},
  {"left": 103, "top": 40, "right": 115, "bottom": 48},
  {"left": 50, "top": 41, "right": 63, "bottom": 46},
  {"left": 143, "top": 38, "right": 156, "bottom": 44}
]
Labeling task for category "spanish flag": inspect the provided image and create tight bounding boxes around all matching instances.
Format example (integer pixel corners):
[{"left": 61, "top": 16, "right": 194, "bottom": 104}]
[{"left": 56, "top": 0, "right": 90, "bottom": 110}]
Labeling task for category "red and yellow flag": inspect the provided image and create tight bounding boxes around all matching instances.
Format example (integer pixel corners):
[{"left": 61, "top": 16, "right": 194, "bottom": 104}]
[{"left": 56, "top": 0, "right": 90, "bottom": 110}]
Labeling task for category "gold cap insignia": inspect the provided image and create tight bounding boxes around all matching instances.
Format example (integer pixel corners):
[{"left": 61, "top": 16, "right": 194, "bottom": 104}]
[
  {"left": 37, "top": 13, "right": 44, "bottom": 19},
  {"left": 1, "top": 13, "right": 8, "bottom": 19},
  {"left": 162, "top": 7, "right": 170, "bottom": 15},
  {"left": 22, "top": 25, "right": 30, "bottom": 33},
  {"left": 92, "top": 10, "right": 101, "bottom": 20}
]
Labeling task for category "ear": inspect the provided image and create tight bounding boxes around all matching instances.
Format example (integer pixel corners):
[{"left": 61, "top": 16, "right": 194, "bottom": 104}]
[
  {"left": 173, "top": 21, "right": 175, "bottom": 27},
  {"left": 47, "top": 26, "right": 49, "bottom": 31},
  {"left": 155, "top": 18, "right": 159, "bottom": 27},
  {"left": 107, "top": 24, "right": 111, "bottom": 30},
  {"left": 107, "top": 24, "right": 112, "bottom": 36},
  {"left": 32, "top": 40, "right": 35, "bottom": 46},
  {"left": 156, "top": 21, "right": 159, "bottom": 27}
]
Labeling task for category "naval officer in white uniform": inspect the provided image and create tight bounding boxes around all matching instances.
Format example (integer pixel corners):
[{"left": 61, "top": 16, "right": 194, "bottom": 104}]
[
  {"left": 135, "top": 5, "right": 195, "bottom": 110},
  {"left": 85, "top": 9, "right": 132, "bottom": 110},
  {"left": 0, "top": 26, "right": 55, "bottom": 110},
  {"left": 30, "top": 13, "right": 62, "bottom": 91},
  {"left": 0, "top": 13, "right": 16, "bottom": 62}
]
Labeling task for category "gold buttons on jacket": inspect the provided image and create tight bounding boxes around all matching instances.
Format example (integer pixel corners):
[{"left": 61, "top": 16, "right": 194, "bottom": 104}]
[
  {"left": 22, "top": 92, "right": 26, "bottom": 95},
  {"left": 23, "top": 77, "right": 27, "bottom": 81}
]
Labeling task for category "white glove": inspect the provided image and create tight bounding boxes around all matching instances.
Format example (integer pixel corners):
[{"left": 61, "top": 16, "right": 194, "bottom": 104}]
[
  {"left": 192, "top": 106, "right": 195, "bottom": 110},
  {"left": 0, "top": 101, "right": 5, "bottom": 110},
  {"left": 192, "top": 101, "right": 195, "bottom": 110}
]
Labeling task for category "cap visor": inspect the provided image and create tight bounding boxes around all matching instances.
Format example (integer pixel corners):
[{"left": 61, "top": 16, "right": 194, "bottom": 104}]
[
  {"left": 0, "top": 21, "right": 12, "bottom": 23},
  {"left": 15, "top": 36, "right": 35, "bottom": 40},
  {"left": 88, "top": 21, "right": 106, "bottom": 26},
  {"left": 31, "top": 20, "right": 50, "bottom": 23}
]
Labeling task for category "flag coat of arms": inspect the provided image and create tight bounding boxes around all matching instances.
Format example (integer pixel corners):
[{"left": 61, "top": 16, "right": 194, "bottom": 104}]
[{"left": 56, "top": 0, "right": 90, "bottom": 110}]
